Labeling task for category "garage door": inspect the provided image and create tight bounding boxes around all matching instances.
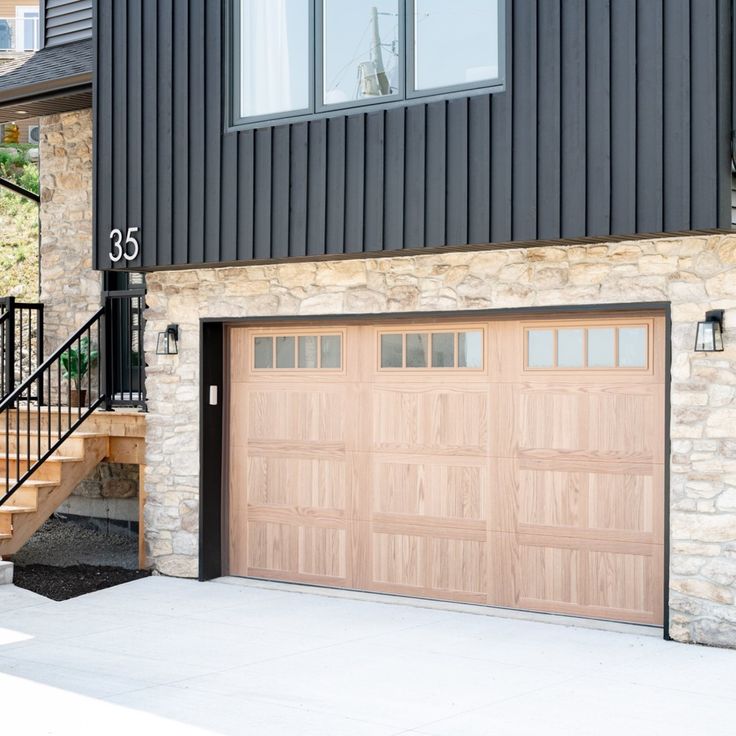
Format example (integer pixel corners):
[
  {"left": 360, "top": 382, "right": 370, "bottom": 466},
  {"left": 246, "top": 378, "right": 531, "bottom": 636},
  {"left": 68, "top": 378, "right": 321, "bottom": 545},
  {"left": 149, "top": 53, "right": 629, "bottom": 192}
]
[{"left": 227, "top": 313, "right": 665, "bottom": 625}]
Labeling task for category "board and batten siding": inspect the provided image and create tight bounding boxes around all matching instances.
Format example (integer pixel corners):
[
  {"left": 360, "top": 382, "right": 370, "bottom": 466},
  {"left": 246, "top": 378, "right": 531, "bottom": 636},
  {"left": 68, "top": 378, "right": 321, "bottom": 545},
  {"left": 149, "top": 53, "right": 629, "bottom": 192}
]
[
  {"left": 44, "top": 0, "right": 92, "bottom": 47},
  {"left": 94, "top": 0, "right": 733, "bottom": 271}
]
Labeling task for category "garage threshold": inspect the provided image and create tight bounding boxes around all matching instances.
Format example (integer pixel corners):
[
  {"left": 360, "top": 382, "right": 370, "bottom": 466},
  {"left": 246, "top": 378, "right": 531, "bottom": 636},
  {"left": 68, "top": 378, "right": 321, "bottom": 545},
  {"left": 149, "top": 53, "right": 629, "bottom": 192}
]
[{"left": 215, "top": 576, "right": 663, "bottom": 639}]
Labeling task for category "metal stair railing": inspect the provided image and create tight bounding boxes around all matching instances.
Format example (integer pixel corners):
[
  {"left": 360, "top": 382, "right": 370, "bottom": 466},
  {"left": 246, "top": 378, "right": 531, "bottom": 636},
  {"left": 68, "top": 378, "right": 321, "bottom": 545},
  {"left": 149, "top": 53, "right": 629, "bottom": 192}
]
[
  {"left": 0, "top": 307, "right": 105, "bottom": 507},
  {"left": 0, "top": 297, "right": 44, "bottom": 402}
]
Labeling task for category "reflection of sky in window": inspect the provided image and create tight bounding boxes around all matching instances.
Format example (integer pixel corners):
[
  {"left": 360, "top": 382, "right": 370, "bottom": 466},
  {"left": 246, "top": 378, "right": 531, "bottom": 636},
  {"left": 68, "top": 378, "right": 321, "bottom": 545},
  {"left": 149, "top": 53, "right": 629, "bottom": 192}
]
[
  {"left": 323, "top": 1, "right": 401, "bottom": 104},
  {"left": 415, "top": 0, "right": 499, "bottom": 90}
]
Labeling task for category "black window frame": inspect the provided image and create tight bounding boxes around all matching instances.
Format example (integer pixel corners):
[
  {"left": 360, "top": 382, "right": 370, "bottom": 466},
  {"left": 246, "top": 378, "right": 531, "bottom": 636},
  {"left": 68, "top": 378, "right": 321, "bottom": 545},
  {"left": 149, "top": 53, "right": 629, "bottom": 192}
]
[{"left": 229, "top": 0, "right": 506, "bottom": 131}]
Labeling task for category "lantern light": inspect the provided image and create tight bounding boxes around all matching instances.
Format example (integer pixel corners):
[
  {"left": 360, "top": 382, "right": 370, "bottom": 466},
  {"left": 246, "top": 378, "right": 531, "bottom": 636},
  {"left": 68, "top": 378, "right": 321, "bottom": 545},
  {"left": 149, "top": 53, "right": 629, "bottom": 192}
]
[{"left": 694, "top": 311, "right": 724, "bottom": 352}]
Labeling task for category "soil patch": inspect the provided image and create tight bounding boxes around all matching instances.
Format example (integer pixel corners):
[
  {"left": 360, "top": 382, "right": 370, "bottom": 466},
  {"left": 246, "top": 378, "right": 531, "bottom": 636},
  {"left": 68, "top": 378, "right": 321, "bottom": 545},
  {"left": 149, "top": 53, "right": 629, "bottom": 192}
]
[
  {"left": 13, "top": 564, "right": 151, "bottom": 601},
  {"left": 13, "top": 516, "right": 138, "bottom": 569}
]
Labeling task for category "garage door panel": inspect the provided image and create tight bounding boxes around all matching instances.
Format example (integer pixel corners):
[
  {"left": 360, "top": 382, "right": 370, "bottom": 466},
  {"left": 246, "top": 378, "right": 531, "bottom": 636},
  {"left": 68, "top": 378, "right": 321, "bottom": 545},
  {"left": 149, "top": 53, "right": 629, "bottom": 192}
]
[
  {"left": 245, "top": 456, "right": 347, "bottom": 509},
  {"left": 517, "top": 542, "right": 580, "bottom": 609},
  {"left": 428, "top": 537, "right": 487, "bottom": 596},
  {"left": 588, "top": 392, "right": 661, "bottom": 462},
  {"left": 582, "top": 547, "right": 661, "bottom": 618},
  {"left": 510, "top": 535, "right": 663, "bottom": 624},
  {"left": 504, "top": 459, "right": 661, "bottom": 545},
  {"left": 518, "top": 391, "right": 587, "bottom": 453},
  {"left": 247, "top": 521, "right": 297, "bottom": 575},
  {"left": 371, "top": 528, "right": 487, "bottom": 602},
  {"left": 517, "top": 467, "right": 585, "bottom": 529},
  {"left": 373, "top": 458, "right": 487, "bottom": 522},
  {"left": 245, "top": 520, "right": 351, "bottom": 585},
  {"left": 298, "top": 527, "right": 348, "bottom": 578},
  {"left": 373, "top": 531, "right": 424, "bottom": 588},
  {"left": 588, "top": 471, "right": 658, "bottom": 539},
  {"left": 372, "top": 386, "right": 489, "bottom": 455},
  {"left": 246, "top": 389, "right": 346, "bottom": 443}
]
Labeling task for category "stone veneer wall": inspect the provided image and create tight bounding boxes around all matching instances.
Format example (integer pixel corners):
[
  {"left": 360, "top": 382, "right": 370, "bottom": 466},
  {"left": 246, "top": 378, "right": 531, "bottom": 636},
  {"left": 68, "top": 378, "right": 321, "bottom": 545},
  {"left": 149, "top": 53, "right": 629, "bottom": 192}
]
[
  {"left": 39, "top": 109, "right": 101, "bottom": 347},
  {"left": 144, "top": 234, "right": 736, "bottom": 647},
  {"left": 38, "top": 109, "right": 136, "bottom": 516}
]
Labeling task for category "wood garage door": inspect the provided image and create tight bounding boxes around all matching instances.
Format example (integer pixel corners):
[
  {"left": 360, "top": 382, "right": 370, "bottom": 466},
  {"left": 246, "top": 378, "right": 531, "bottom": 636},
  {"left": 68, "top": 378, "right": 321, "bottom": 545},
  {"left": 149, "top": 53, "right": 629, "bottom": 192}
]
[{"left": 227, "top": 313, "right": 665, "bottom": 625}]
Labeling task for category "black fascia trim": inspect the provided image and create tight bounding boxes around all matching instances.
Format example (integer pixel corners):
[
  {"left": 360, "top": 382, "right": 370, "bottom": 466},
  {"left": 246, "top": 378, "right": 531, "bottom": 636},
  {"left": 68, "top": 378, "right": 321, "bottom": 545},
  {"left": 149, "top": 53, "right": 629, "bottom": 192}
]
[{"left": 199, "top": 321, "right": 225, "bottom": 581}]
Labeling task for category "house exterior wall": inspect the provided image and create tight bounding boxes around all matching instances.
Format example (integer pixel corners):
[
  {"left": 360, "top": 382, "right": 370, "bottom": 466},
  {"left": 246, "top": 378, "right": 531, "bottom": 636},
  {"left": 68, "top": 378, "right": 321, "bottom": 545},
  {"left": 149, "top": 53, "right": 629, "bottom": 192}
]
[
  {"left": 144, "top": 234, "right": 736, "bottom": 647},
  {"left": 39, "top": 108, "right": 99, "bottom": 347},
  {"left": 43, "top": 0, "right": 92, "bottom": 48},
  {"left": 94, "top": 0, "right": 733, "bottom": 271}
]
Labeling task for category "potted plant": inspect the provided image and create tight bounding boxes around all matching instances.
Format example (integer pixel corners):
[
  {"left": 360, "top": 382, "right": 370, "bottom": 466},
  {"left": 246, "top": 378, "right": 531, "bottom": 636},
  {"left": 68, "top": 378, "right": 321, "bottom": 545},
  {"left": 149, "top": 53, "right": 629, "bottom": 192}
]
[{"left": 61, "top": 336, "right": 98, "bottom": 407}]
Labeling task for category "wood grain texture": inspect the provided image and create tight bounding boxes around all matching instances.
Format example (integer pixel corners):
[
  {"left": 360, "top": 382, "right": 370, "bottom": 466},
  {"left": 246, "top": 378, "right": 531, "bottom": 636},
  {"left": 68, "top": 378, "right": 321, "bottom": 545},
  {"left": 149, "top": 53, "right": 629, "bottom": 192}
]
[{"left": 228, "top": 313, "right": 666, "bottom": 624}]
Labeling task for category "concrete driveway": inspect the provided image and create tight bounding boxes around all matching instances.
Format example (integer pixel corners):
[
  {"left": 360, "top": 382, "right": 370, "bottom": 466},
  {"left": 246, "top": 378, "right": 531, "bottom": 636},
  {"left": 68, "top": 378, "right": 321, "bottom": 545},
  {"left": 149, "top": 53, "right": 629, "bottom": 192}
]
[{"left": 0, "top": 577, "right": 734, "bottom": 736}]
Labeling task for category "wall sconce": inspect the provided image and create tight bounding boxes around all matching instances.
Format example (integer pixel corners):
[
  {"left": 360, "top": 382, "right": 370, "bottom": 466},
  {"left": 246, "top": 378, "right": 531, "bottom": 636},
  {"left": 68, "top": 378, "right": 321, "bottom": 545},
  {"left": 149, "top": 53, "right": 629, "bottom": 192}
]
[
  {"left": 694, "top": 310, "right": 724, "bottom": 352},
  {"left": 156, "top": 324, "right": 179, "bottom": 355}
]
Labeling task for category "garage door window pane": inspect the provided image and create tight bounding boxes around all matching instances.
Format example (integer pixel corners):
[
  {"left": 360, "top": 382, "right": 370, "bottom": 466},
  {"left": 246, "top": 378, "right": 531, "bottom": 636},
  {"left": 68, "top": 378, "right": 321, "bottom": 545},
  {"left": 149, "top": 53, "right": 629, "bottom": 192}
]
[
  {"left": 587, "top": 328, "right": 615, "bottom": 368},
  {"left": 254, "top": 337, "right": 273, "bottom": 369},
  {"left": 406, "top": 333, "right": 429, "bottom": 368},
  {"left": 557, "top": 329, "right": 584, "bottom": 368},
  {"left": 458, "top": 331, "right": 483, "bottom": 368},
  {"left": 431, "top": 333, "right": 454, "bottom": 367},
  {"left": 276, "top": 336, "right": 296, "bottom": 368},
  {"left": 298, "top": 336, "right": 319, "bottom": 368},
  {"left": 618, "top": 327, "right": 647, "bottom": 368},
  {"left": 320, "top": 335, "right": 342, "bottom": 369},
  {"left": 381, "top": 334, "right": 403, "bottom": 368},
  {"left": 527, "top": 330, "right": 554, "bottom": 368}
]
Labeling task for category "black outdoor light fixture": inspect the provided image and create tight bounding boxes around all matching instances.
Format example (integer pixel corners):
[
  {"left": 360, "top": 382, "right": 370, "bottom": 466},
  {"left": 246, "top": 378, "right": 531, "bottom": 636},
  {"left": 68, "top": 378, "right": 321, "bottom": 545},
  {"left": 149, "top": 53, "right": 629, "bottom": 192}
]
[
  {"left": 694, "top": 310, "right": 725, "bottom": 353},
  {"left": 156, "top": 324, "right": 179, "bottom": 355}
]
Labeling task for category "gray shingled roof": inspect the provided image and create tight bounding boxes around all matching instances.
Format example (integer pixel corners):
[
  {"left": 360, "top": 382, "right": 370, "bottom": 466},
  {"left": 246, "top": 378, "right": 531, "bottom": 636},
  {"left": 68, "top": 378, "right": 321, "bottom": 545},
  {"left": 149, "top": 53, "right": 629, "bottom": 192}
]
[
  {"left": 0, "top": 40, "right": 92, "bottom": 101},
  {"left": 0, "top": 40, "right": 92, "bottom": 122}
]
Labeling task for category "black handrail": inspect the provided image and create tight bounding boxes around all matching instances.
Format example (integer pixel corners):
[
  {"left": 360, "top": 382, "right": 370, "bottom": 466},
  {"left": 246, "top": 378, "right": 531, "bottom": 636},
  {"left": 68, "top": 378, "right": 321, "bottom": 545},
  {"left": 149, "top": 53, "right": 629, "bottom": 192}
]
[
  {"left": 0, "top": 297, "right": 44, "bottom": 402},
  {"left": 0, "top": 308, "right": 105, "bottom": 507}
]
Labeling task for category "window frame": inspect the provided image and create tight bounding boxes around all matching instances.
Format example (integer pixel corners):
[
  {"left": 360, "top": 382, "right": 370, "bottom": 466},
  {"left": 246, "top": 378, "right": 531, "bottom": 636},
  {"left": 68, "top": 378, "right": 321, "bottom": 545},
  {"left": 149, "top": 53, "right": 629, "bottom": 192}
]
[
  {"left": 316, "top": 0, "right": 407, "bottom": 114},
  {"left": 376, "top": 327, "right": 486, "bottom": 372},
  {"left": 522, "top": 322, "right": 653, "bottom": 373},
  {"left": 231, "top": 0, "right": 316, "bottom": 128},
  {"left": 230, "top": 0, "right": 506, "bottom": 131},
  {"left": 406, "top": 0, "right": 506, "bottom": 101}
]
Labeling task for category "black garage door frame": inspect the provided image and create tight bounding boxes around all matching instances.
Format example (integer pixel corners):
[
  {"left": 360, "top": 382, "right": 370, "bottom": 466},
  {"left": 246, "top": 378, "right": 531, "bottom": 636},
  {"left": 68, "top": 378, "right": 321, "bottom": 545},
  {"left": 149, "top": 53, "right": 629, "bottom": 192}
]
[{"left": 199, "top": 301, "right": 672, "bottom": 637}]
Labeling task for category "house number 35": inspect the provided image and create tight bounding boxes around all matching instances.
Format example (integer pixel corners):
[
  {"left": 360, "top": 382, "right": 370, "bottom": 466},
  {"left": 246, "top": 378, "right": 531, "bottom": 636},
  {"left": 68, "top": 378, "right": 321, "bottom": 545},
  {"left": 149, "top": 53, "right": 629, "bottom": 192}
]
[{"left": 109, "top": 227, "right": 140, "bottom": 263}]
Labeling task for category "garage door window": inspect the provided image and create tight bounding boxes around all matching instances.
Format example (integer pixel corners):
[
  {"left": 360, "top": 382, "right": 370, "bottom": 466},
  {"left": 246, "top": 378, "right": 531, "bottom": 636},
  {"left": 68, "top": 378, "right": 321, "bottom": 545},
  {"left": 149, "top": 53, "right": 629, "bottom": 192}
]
[
  {"left": 253, "top": 333, "right": 342, "bottom": 370},
  {"left": 380, "top": 329, "right": 483, "bottom": 369},
  {"left": 525, "top": 324, "right": 649, "bottom": 370}
]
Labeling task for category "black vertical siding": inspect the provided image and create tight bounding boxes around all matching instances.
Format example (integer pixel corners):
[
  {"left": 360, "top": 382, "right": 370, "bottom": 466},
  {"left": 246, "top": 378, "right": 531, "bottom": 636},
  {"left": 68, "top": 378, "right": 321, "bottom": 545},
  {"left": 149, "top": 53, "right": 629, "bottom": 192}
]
[{"left": 95, "top": 0, "right": 733, "bottom": 270}]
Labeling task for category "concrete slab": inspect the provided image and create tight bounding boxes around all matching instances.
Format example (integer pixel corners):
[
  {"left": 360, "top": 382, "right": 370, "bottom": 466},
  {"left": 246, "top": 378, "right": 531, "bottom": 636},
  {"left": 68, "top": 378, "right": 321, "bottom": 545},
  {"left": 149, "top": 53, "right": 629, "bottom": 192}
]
[
  {"left": 0, "top": 560, "right": 12, "bottom": 585},
  {"left": 0, "top": 576, "right": 733, "bottom": 736}
]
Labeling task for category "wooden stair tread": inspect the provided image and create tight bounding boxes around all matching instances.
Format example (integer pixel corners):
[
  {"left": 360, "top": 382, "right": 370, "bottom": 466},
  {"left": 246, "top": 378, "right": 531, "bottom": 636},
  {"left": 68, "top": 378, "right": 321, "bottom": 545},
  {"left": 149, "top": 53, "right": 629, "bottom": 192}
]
[
  {"left": 0, "top": 454, "right": 82, "bottom": 463},
  {"left": 0, "top": 478, "right": 58, "bottom": 488},
  {"left": 0, "top": 505, "right": 35, "bottom": 514}
]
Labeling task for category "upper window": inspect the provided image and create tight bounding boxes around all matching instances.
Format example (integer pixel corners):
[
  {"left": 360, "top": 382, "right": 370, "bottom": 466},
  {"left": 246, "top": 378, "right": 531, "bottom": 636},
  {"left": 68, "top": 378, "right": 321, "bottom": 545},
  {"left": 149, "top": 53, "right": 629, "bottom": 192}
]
[{"left": 232, "top": 0, "right": 504, "bottom": 128}]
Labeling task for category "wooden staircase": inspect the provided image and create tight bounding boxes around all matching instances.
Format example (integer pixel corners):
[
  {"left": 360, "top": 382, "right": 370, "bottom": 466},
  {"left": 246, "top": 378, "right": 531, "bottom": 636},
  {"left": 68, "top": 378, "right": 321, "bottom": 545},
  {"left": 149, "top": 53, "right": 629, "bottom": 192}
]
[{"left": 0, "top": 408, "right": 146, "bottom": 557}]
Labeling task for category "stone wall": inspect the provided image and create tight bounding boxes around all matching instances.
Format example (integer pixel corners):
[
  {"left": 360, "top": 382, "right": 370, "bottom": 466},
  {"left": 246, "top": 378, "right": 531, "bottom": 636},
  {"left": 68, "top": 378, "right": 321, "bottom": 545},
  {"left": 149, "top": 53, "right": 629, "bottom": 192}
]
[
  {"left": 144, "top": 234, "right": 736, "bottom": 647},
  {"left": 38, "top": 109, "right": 136, "bottom": 519},
  {"left": 39, "top": 109, "right": 101, "bottom": 350}
]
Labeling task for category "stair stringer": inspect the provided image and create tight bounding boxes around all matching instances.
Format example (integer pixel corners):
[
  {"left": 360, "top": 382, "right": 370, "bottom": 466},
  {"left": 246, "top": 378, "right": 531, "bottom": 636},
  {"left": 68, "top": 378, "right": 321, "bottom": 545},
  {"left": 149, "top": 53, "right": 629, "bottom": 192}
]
[{"left": 0, "top": 436, "right": 110, "bottom": 556}]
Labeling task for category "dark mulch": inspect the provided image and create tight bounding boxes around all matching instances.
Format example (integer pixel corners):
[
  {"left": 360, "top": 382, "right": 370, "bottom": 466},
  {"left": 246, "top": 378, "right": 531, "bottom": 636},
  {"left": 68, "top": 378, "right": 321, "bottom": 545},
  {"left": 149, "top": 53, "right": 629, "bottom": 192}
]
[{"left": 13, "top": 564, "right": 151, "bottom": 601}]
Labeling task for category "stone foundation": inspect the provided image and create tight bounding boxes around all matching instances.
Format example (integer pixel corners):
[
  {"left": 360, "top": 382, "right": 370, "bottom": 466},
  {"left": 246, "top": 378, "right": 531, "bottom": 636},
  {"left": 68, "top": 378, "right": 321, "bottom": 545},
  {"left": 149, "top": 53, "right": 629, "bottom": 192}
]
[{"left": 145, "top": 234, "right": 736, "bottom": 647}]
